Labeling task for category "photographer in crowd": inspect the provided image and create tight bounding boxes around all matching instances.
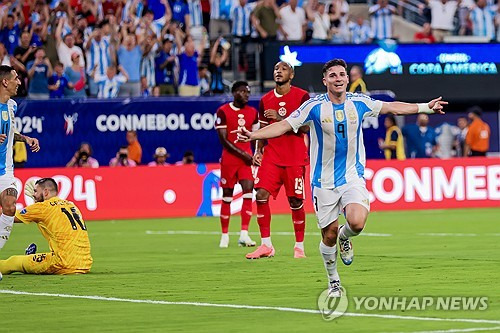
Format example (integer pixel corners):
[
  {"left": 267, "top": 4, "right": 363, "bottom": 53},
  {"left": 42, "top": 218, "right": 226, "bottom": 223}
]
[
  {"left": 66, "top": 142, "right": 99, "bottom": 168},
  {"left": 109, "top": 146, "right": 137, "bottom": 167}
]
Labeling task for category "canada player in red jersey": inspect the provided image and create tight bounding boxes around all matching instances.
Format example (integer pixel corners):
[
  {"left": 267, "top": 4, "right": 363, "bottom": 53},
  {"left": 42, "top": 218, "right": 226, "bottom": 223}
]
[
  {"left": 246, "top": 62, "right": 310, "bottom": 259},
  {"left": 215, "top": 81, "right": 258, "bottom": 248}
]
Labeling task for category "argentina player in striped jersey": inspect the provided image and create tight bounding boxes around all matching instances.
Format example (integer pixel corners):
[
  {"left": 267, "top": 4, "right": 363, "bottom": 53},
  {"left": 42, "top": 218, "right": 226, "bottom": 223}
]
[
  {"left": 234, "top": 59, "right": 447, "bottom": 297},
  {"left": 0, "top": 66, "right": 41, "bottom": 251}
]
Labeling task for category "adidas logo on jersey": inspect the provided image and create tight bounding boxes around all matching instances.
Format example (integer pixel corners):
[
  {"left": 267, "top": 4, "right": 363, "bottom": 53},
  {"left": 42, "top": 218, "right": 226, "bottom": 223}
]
[{"left": 322, "top": 117, "right": 333, "bottom": 123}]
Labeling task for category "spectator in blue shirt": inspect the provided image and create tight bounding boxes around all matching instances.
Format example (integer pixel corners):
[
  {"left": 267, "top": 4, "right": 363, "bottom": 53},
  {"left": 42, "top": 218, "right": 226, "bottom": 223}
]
[
  {"left": 154, "top": 36, "right": 176, "bottom": 95},
  {"left": 176, "top": 34, "right": 206, "bottom": 96},
  {"left": 171, "top": 0, "right": 191, "bottom": 31},
  {"left": 402, "top": 114, "right": 438, "bottom": 158},
  {"left": 117, "top": 34, "right": 144, "bottom": 97},
  {"left": 27, "top": 48, "right": 53, "bottom": 99},
  {"left": 48, "top": 62, "right": 71, "bottom": 98},
  {"left": 1, "top": 14, "right": 22, "bottom": 55}
]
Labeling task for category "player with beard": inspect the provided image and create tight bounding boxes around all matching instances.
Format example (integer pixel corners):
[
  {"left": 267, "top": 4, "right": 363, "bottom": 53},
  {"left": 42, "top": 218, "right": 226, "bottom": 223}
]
[{"left": 245, "top": 61, "right": 310, "bottom": 259}]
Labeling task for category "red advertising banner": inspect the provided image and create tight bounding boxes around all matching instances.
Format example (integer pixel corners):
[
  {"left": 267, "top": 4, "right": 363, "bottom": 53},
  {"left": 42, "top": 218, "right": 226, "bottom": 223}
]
[{"left": 14, "top": 157, "right": 499, "bottom": 220}]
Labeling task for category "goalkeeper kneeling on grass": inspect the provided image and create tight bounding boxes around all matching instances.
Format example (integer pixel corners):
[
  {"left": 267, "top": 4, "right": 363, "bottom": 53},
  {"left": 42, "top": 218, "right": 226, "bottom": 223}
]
[{"left": 0, "top": 178, "right": 92, "bottom": 275}]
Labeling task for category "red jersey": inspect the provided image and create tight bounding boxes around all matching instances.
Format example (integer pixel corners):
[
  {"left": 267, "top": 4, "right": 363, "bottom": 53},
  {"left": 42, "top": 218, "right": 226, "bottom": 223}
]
[
  {"left": 259, "top": 86, "right": 310, "bottom": 166},
  {"left": 216, "top": 102, "right": 258, "bottom": 165}
]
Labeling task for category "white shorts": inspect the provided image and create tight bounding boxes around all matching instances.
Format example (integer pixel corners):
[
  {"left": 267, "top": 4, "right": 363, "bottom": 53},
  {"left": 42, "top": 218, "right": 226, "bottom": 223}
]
[
  {"left": 312, "top": 178, "right": 370, "bottom": 229},
  {"left": 0, "top": 175, "right": 17, "bottom": 194}
]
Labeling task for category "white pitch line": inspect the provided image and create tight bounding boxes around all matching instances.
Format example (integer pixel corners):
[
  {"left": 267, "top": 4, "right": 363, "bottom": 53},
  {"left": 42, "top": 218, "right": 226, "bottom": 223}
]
[
  {"left": 144, "top": 230, "right": 392, "bottom": 237},
  {"left": 418, "top": 233, "right": 478, "bottom": 237},
  {"left": 1, "top": 289, "right": 500, "bottom": 326},
  {"left": 393, "top": 326, "right": 500, "bottom": 333}
]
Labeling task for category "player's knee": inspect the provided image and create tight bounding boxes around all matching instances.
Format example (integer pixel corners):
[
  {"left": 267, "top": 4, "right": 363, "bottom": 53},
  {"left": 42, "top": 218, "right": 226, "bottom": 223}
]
[
  {"left": 347, "top": 214, "right": 366, "bottom": 233},
  {"left": 322, "top": 224, "right": 338, "bottom": 246},
  {"left": 1, "top": 202, "right": 16, "bottom": 216},
  {"left": 255, "top": 190, "right": 269, "bottom": 202},
  {"left": 288, "top": 197, "right": 303, "bottom": 210}
]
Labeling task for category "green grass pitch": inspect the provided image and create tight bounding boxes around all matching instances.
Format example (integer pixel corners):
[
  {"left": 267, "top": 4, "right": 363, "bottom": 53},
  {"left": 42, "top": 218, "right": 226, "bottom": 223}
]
[{"left": 1, "top": 208, "right": 499, "bottom": 332}]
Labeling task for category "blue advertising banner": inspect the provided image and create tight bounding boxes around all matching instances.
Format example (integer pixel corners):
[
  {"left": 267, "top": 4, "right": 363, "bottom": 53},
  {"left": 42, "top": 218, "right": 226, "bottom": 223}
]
[
  {"left": 278, "top": 43, "right": 500, "bottom": 101},
  {"left": 15, "top": 94, "right": 393, "bottom": 168}
]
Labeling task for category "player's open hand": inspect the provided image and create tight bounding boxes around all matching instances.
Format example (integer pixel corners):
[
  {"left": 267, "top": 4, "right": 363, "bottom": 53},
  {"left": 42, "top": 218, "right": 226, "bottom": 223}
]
[
  {"left": 427, "top": 96, "right": 448, "bottom": 114},
  {"left": 26, "top": 136, "right": 40, "bottom": 152},
  {"left": 231, "top": 127, "right": 252, "bottom": 143},
  {"left": 0, "top": 134, "right": 6, "bottom": 144},
  {"left": 253, "top": 151, "right": 263, "bottom": 166},
  {"left": 24, "top": 180, "right": 36, "bottom": 200},
  {"left": 264, "top": 109, "right": 281, "bottom": 120}
]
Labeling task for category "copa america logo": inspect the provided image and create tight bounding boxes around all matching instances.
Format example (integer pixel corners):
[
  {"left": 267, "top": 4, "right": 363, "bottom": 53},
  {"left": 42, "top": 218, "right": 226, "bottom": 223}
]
[{"left": 317, "top": 287, "right": 348, "bottom": 320}]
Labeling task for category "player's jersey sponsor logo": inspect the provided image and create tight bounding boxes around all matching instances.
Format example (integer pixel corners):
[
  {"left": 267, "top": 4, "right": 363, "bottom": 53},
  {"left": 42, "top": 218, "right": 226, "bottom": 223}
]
[
  {"left": 278, "top": 107, "right": 287, "bottom": 117},
  {"left": 335, "top": 110, "right": 344, "bottom": 122},
  {"left": 1, "top": 111, "right": 8, "bottom": 121}
]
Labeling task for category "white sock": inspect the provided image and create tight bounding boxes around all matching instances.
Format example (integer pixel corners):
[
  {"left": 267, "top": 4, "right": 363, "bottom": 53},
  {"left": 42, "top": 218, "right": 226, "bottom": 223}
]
[
  {"left": 0, "top": 214, "right": 14, "bottom": 249},
  {"left": 339, "top": 222, "right": 360, "bottom": 240},
  {"left": 221, "top": 233, "right": 229, "bottom": 240},
  {"left": 295, "top": 242, "right": 304, "bottom": 250},
  {"left": 240, "top": 230, "right": 248, "bottom": 239},
  {"left": 319, "top": 241, "right": 339, "bottom": 283},
  {"left": 261, "top": 237, "right": 272, "bottom": 247}
]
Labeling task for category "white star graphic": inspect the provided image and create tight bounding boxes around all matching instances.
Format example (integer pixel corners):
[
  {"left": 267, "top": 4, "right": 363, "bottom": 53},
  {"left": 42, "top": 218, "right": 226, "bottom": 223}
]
[{"left": 279, "top": 45, "right": 302, "bottom": 68}]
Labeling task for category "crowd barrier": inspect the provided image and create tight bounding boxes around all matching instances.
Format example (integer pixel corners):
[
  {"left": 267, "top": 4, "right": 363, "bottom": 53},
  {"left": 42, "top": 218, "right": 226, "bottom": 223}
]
[{"left": 14, "top": 157, "right": 499, "bottom": 221}]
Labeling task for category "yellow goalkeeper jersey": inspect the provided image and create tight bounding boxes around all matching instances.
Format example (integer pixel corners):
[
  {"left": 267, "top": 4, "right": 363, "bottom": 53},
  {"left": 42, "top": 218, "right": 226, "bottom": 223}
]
[{"left": 15, "top": 197, "right": 92, "bottom": 271}]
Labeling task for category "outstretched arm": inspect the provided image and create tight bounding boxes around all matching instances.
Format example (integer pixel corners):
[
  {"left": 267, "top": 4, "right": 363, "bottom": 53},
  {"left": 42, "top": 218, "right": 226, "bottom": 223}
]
[
  {"left": 217, "top": 128, "right": 253, "bottom": 165},
  {"left": 233, "top": 120, "right": 293, "bottom": 143},
  {"left": 13, "top": 133, "right": 40, "bottom": 152},
  {"left": 380, "top": 96, "right": 447, "bottom": 115}
]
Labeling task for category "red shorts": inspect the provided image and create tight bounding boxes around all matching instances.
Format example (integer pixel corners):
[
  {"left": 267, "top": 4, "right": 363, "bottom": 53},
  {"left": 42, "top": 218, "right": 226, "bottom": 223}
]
[
  {"left": 220, "top": 163, "right": 254, "bottom": 189},
  {"left": 255, "top": 159, "right": 306, "bottom": 199}
]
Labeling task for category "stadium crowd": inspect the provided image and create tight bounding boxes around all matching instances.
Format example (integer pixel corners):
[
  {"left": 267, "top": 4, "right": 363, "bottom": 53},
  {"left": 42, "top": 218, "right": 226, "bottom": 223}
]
[{"left": 1, "top": 0, "right": 499, "bottom": 99}]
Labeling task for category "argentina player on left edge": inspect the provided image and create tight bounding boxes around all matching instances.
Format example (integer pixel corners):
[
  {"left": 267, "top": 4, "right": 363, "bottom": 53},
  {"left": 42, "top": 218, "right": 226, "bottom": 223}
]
[{"left": 0, "top": 65, "right": 41, "bottom": 251}]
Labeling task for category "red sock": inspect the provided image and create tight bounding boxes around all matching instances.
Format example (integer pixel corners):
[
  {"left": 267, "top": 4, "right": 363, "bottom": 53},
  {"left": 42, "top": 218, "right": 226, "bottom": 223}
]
[
  {"left": 240, "top": 197, "right": 252, "bottom": 231},
  {"left": 220, "top": 201, "right": 231, "bottom": 233},
  {"left": 256, "top": 200, "right": 271, "bottom": 238},
  {"left": 291, "top": 206, "right": 305, "bottom": 242}
]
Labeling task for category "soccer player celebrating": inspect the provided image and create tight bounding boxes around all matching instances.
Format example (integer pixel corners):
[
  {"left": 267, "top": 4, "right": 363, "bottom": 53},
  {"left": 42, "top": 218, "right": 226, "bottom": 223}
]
[
  {"left": 246, "top": 61, "right": 310, "bottom": 259},
  {"left": 215, "top": 81, "right": 258, "bottom": 248},
  {"left": 0, "top": 178, "right": 92, "bottom": 275},
  {"left": 0, "top": 65, "right": 40, "bottom": 251},
  {"left": 234, "top": 59, "right": 446, "bottom": 296}
]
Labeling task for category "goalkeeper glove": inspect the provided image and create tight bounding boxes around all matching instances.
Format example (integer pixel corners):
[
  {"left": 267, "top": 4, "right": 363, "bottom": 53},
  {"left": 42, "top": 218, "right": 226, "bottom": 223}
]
[{"left": 24, "top": 180, "right": 36, "bottom": 200}]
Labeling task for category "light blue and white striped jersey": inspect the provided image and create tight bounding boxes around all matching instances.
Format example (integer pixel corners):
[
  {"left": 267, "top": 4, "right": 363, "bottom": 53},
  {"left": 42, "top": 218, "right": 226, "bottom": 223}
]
[
  {"left": 95, "top": 74, "right": 128, "bottom": 98},
  {"left": 369, "top": 4, "right": 395, "bottom": 40},
  {"left": 189, "top": 0, "right": 204, "bottom": 27},
  {"left": 85, "top": 36, "right": 111, "bottom": 76},
  {"left": 231, "top": 4, "right": 252, "bottom": 36},
  {"left": 141, "top": 44, "right": 158, "bottom": 89},
  {"left": 470, "top": 6, "right": 496, "bottom": 40},
  {"left": 0, "top": 100, "right": 17, "bottom": 176},
  {"left": 210, "top": 0, "right": 233, "bottom": 20},
  {"left": 348, "top": 21, "right": 371, "bottom": 44},
  {"left": 286, "top": 93, "right": 383, "bottom": 189},
  {"left": 122, "top": 0, "right": 144, "bottom": 21}
]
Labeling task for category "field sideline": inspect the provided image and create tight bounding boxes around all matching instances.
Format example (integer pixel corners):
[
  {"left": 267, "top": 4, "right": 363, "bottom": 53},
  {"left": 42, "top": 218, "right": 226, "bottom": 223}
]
[{"left": 1, "top": 208, "right": 499, "bottom": 332}]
